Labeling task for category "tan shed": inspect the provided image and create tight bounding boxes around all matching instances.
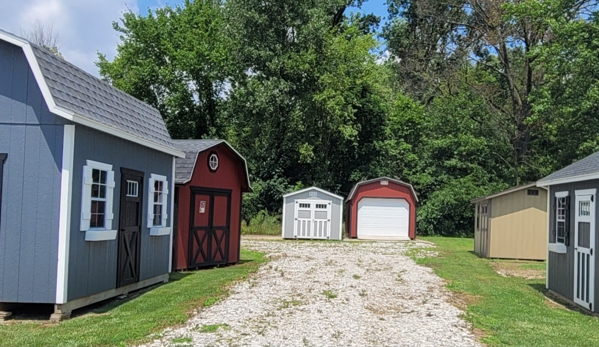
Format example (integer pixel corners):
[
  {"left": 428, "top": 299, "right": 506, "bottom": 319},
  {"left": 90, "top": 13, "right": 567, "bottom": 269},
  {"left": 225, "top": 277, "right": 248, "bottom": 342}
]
[{"left": 472, "top": 183, "right": 547, "bottom": 260}]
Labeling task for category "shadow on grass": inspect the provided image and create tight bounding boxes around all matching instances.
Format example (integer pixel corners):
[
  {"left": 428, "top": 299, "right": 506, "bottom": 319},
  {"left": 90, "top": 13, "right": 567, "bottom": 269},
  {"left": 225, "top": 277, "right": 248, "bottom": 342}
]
[{"left": 528, "top": 283, "right": 599, "bottom": 318}]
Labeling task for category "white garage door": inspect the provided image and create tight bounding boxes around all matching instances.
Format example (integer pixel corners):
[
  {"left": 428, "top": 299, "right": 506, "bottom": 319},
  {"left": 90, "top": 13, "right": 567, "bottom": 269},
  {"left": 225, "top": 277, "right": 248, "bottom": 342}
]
[{"left": 357, "top": 198, "right": 410, "bottom": 240}]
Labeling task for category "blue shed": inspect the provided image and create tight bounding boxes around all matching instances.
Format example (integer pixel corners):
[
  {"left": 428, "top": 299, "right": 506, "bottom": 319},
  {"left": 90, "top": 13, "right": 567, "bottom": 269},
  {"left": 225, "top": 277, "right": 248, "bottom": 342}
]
[{"left": 0, "top": 30, "right": 184, "bottom": 321}]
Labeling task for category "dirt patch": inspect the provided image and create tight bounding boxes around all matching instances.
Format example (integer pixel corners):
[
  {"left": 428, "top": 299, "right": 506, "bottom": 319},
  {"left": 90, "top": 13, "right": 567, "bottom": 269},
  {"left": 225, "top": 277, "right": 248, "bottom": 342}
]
[{"left": 489, "top": 261, "right": 544, "bottom": 280}]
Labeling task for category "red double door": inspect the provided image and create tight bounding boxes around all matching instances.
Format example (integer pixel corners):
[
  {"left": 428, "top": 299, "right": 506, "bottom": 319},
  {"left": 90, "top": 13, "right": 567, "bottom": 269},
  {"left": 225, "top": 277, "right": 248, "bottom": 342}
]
[{"left": 188, "top": 188, "right": 231, "bottom": 267}]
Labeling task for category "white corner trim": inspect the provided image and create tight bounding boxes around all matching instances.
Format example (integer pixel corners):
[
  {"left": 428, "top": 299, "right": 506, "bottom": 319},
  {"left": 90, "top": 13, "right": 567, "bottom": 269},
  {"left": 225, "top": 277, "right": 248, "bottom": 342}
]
[
  {"left": 575, "top": 188, "right": 597, "bottom": 196},
  {"left": 555, "top": 191, "right": 569, "bottom": 198},
  {"left": 281, "top": 196, "right": 287, "bottom": 238},
  {"left": 85, "top": 229, "right": 118, "bottom": 241},
  {"left": 548, "top": 243, "right": 567, "bottom": 254},
  {"left": 150, "top": 226, "right": 171, "bottom": 236},
  {"left": 546, "top": 186, "right": 550, "bottom": 289},
  {"left": 56, "top": 124, "right": 75, "bottom": 304},
  {"left": 169, "top": 157, "right": 175, "bottom": 272},
  {"left": 338, "top": 200, "right": 344, "bottom": 241}
]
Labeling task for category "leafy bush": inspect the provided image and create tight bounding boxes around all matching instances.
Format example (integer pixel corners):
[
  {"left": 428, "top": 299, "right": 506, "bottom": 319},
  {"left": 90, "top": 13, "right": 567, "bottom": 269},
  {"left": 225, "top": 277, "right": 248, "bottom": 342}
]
[{"left": 241, "top": 210, "right": 281, "bottom": 235}]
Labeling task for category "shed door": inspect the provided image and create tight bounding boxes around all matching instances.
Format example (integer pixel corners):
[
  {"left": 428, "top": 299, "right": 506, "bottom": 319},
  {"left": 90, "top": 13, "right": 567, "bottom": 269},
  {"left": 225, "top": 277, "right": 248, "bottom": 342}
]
[
  {"left": 574, "top": 190, "right": 595, "bottom": 310},
  {"left": 357, "top": 198, "right": 409, "bottom": 240},
  {"left": 189, "top": 188, "right": 231, "bottom": 267},
  {"left": 293, "top": 200, "right": 331, "bottom": 239},
  {"left": 117, "top": 169, "right": 143, "bottom": 288}
]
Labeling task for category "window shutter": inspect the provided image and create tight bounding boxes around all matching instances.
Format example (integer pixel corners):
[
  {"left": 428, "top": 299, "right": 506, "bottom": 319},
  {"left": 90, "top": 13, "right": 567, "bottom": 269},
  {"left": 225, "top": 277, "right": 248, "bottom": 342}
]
[
  {"left": 80, "top": 165, "right": 93, "bottom": 231},
  {"left": 161, "top": 180, "right": 169, "bottom": 227},
  {"left": 564, "top": 195, "right": 571, "bottom": 246},
  {"left": 105, "top": 170, "right": 115, "bottom": 229},
  {"left": 147, "top": 177, "right": 155, "bottom": 228}
]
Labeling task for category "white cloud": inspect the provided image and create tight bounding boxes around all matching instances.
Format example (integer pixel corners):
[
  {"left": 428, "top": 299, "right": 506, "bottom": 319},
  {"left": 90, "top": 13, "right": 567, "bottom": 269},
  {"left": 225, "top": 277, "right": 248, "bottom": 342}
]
[{"left": 0, "top": 0, "right": 141, "bottom": 76}]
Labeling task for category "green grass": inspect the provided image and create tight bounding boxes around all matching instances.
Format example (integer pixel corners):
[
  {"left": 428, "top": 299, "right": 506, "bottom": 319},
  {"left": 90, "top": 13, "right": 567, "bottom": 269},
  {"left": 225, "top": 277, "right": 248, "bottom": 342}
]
[
  {"left": 417, "top": 237, "right": 599, "bottom": 346},
  {"left": 322, "top": 290, "right": 338, "bottom": 299},
  {"left": 0, "top": 250, "right": 266, "bottom": 347},
  {"left": 171, "top": 336, "right": 192, "bottom": 343}
]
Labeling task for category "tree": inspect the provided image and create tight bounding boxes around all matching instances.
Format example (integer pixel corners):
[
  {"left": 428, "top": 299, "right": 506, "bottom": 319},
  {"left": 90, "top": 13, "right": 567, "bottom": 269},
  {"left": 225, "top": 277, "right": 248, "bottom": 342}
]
[
  {"left": 23, "top": 20, "right": 63, "bottom": 58},
  {"left": 97, "top": 0, "right": 235, "bottom": 139}
]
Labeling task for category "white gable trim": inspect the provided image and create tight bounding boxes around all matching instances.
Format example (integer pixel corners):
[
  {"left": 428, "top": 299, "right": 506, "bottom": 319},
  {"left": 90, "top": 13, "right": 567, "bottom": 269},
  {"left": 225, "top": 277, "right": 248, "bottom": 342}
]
[
  {"left": 0, "top": 31, "right": 184, "bottom": 159},
  {"left": 283, "top": 186, "right": 344, "bottom": 201},
  {"left": 56, "top": 124, "right": 75, "bottom": 304},
  {"left": 347, "top": 177, "right": 418, "bottom": 202},
  {"left": 537, "top": 173, "right": 599, "bottom": 187}
]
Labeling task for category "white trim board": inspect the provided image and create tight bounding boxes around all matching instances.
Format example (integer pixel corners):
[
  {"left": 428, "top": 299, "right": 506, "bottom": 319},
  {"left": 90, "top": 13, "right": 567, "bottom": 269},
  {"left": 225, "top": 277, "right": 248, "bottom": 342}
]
[
  {"left": 283, "top": 186, "right": 344, "bottom": 201},
  {"left": 537, "top": 173, "right": 599, "bottom": 187},
  {"left": 56, "top": 124, "right": 75, "bottom": 304},
  {"left": 169, "top": 157, "right": 176, "bottom": 271},
  {"left": 0, "top": 30, "right": 184, "bottom": 159}
]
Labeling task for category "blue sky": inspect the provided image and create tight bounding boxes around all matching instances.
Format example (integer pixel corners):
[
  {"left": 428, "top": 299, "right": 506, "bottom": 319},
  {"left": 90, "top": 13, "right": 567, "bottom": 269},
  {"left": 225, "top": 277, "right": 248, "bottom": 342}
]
[{"left": 0, "top": 0, "right": 389, "bottom": 76}]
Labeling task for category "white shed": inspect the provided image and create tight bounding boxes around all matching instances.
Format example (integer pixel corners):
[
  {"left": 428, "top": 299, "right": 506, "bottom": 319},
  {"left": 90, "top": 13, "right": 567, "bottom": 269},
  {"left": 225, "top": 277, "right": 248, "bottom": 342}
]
[{"left": 282, "top": 187, "right": 344, "bottom": 240}]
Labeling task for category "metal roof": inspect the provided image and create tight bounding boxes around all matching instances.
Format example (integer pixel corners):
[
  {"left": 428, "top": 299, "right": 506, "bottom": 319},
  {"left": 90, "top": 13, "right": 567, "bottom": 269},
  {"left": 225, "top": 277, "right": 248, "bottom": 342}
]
[
  {"left": 537, "top": 151, "right": 599, "bottom": 186},
  {"left": 470, "top": 183, "right": 546, "bottom": 203},
  {"left": 0, "top": 30, "right": 183, "bottom": 158},
  {"left": 346, "top": 177, "right": 418, "bottom": 202},
  {"left": 283, "top": 187, "right": 344, "bottom": 201},
  {"left": 172, "top": 139, "right": 251, "bottom": 191}
]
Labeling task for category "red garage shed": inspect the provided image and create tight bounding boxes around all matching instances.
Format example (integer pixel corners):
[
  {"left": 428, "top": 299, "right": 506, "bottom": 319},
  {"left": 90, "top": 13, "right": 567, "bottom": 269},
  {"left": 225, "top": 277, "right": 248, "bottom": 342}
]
[
  {"left": 172, "top": 140, "right": 251, "bottom": 270},
  {"left": 346, "top": 177, "right": 418, "bottom": 240}
]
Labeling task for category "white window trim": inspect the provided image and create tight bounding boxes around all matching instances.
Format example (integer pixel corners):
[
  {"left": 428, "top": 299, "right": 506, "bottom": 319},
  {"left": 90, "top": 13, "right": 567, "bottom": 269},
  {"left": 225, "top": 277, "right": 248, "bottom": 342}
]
[
  {"left": 550, "top": 191, "right": 569, "bottom": 253},
  {"left": 148, "top": 173, "right": 170, "bottom": 236},
  {"left": 81, "top": 160, "right": 116, "bottom": 241},
  {"left": 209, "top": 153, "right": 219, "bottom": 171}
]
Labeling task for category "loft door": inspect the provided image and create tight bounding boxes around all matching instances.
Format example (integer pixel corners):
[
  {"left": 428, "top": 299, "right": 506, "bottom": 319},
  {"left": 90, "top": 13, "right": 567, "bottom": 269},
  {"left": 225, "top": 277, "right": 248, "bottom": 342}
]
[{"left": 189, "top": 188, "right": 231, "bottom": 267}]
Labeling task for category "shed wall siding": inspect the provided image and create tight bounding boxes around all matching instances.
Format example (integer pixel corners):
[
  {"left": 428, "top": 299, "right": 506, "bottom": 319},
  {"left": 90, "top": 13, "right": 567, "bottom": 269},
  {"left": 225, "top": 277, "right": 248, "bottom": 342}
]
[
  {"left": 547, "top": 179, "right": 599, "bottom": 311},
  {"left": 487, "top": 189, "right": 547, "bottom": 260},
  {"left": 68, "top": 125, "right": 173, "bottom": 301},
  {"left": 283, "top": 190, "right": 343, "bottom": 240},
  {"left": 0, "top": 40, "right": 64, "bottom": 303}
]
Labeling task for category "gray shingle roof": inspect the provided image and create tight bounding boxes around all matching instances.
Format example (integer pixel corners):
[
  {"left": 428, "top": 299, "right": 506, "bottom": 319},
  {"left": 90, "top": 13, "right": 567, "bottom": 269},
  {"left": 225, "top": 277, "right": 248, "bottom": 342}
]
[
  {"left": 30, "top": 45, "right": 177, "bottom": 151},
  {"left": 172, "top": 140, "right": 251, "bottom": 191},
  {"left": 0, "top": 29, "right": 181, "bottom": 156},
  {"left": 538, "top": 151, "right": 599, "bottom": 185}
]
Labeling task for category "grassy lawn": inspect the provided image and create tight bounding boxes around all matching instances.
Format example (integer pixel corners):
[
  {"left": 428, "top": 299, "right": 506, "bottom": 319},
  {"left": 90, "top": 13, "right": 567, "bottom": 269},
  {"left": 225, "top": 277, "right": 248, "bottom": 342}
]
[
  {"left": 0, "top": 250, "right": 266, "bottom": 347},
  {"left": 417, "top": 237, "right": 599, "bottom": 346}
]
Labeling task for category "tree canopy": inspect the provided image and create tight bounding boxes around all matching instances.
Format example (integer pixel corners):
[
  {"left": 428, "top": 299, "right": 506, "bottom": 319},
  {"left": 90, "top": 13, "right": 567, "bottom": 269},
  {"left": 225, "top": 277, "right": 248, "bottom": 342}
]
[{"left": 98, "top": 0, "right": 599, "bottom": 236}]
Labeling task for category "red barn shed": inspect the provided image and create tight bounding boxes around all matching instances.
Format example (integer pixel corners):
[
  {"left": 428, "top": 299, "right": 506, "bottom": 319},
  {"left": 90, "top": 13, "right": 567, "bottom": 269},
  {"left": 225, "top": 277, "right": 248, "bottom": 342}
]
[
  {"left": 172, "top": 140, "right": 251, "bottom": 270},
  {"left": 346, "top": 177, "right": 418, "bottom": 240}
]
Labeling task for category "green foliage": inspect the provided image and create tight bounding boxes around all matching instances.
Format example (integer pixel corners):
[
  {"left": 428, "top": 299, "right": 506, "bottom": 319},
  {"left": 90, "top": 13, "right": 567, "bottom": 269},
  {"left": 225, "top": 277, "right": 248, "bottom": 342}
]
[
  {"left": 418, "top": 237, "right": 599, "bottom": 346},
  {"left": 241, "top": 210, "right": 281, "bottom": 236},
  {"left": 0, "top": 250, "right": 266, "bottom": 347}
]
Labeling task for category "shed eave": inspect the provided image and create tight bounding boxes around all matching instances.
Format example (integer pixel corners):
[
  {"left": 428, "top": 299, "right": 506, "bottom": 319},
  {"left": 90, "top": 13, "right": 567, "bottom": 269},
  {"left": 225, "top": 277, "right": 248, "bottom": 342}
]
[
  {"left": 471, "top": 182, "right": 546, "bottom": 202},
  {"left": 283, "top": 186, "right": 344, "bottom": 201},
  {"left": 347, "top": 177, "right": 418, "bottom": 202},
  {"left": 537, "top": 173, "right": 599, "bottom": 187},
  {"left": 0, "top": 30, "right": 184, "bottom": 158}
]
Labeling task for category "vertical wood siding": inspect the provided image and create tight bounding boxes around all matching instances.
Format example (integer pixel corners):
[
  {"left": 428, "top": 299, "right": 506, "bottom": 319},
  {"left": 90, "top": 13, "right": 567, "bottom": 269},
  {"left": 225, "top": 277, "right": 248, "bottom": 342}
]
[
  {"left": 487, "top": 188, "right": 547, "bottom": 260},
  {"left": 68, "top": 125, "right": 173, "bottom": 301},
  {"left": 0, "top": 40, "right": 65, "bottom": 303}
]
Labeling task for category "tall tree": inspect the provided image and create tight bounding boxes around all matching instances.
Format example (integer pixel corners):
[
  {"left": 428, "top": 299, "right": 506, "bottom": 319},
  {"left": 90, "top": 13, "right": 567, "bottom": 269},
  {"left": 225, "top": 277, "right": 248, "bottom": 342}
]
[{"left": 97, "top": 0, "right": 235, "bottom": 139}]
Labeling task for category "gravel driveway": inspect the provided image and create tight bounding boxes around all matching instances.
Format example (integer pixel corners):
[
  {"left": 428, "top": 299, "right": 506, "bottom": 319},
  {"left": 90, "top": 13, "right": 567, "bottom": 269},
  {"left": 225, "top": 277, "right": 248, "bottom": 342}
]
[{"left": 143, "top": 240, "right": 480, "bottom": 347}]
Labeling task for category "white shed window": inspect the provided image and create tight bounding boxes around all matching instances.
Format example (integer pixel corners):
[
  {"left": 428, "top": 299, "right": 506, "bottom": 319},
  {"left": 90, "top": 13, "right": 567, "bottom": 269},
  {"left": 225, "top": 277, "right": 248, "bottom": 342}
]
[
  {"left": 209, "top": 153, "right": 219, "bottom": 171},
  {"left": 81, "top": 160, "right": 116, "bottom": 241},
  {"left": 148, "top": 174, "right": 170, "bottom": 236},
  {"left": 556, "top": 195, "right": 567, "bottom": 244}
]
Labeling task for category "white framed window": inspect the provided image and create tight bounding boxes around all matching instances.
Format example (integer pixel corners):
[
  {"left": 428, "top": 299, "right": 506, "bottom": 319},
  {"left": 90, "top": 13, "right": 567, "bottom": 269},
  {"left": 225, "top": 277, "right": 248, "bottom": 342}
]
[
  {"left": 80, "top": 160, "right": 116, "bottom": 241},
  {"left": 556, "top": 192, "right": 568, "bottom": 244},
  {"left": 209, "top": 153, "right": 219, "bottom": 171},
  {"left": 126, "top": 180, "right": 139, "bottom": 197},
  {"left": 148, "top": 174, "right": 170, "bottom": 236},
  {"left": 549, "top": 191, "right": 569, "bottom": 254}
]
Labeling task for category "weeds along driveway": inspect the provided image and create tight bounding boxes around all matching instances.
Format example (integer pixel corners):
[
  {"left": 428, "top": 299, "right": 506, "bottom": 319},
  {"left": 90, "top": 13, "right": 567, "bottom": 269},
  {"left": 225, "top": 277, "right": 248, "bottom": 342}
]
[{"left": 143, "top": 240, "right": 480, "bottom": 347}]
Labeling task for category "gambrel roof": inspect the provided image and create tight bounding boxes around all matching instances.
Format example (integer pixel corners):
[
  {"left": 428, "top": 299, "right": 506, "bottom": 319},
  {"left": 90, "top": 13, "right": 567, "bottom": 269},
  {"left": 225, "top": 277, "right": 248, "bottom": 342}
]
[
  {"left": 0, "top": 29, "right": 183, "bottom": 157},
  {"left": 172, "top": 139, "right": 251, "bottom": 191}
]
